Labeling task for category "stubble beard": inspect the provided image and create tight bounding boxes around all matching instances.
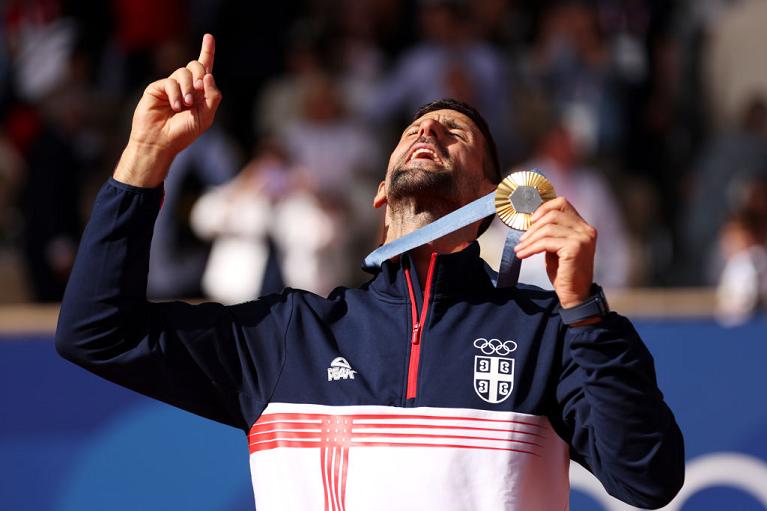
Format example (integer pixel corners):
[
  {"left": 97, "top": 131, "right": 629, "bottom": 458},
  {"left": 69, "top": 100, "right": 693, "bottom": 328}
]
[{"left": 388, "top": 161, "right": 462, "bottom": 218}]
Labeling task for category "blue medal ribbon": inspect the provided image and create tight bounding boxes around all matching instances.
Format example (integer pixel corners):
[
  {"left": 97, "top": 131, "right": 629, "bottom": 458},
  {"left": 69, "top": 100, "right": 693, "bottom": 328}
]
[{"left": 362, "top": 170, "right": 553, "bottom": 287}]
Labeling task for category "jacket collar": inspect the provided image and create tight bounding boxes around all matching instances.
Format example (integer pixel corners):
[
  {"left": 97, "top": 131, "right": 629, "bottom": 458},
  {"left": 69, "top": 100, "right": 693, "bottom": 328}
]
[{"left": 366, "top": 242, "right": 497, "bottom": 301}]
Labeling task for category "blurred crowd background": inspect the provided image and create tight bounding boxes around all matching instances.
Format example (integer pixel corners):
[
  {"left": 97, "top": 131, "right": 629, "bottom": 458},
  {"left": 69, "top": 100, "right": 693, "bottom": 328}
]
[{"left": 1, "top": 0, "right": 767, "bottom": 320}]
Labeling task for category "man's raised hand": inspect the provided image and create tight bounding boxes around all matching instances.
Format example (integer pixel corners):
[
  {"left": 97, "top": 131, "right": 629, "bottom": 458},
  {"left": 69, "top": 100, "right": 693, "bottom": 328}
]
[{"left": 114, "top": 34, "right": 222, "bottom": 188}]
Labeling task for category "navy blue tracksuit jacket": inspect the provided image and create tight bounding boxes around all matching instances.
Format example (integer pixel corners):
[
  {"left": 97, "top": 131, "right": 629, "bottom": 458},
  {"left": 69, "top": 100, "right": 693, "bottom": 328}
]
[{"left": 56, "top": 179, "right": 684, "bottom": 510}]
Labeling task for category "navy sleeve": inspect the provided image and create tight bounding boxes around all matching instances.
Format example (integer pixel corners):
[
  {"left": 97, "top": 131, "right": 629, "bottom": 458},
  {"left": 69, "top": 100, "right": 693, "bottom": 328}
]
[
  {"left": 554, "top": 312, "right": 685, "bottom": 509},
  {"left": 56, "top": 179, "right": 293, "bottom": 431}
]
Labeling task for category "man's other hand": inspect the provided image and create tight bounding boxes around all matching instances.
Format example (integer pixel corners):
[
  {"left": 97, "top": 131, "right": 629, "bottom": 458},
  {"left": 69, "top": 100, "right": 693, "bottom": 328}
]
[
  {"left": 513, "top": 197, "right": 597, "bottom": 309},
  {"left": 114, "top": 34, "right": 222, "bottom": 188}
]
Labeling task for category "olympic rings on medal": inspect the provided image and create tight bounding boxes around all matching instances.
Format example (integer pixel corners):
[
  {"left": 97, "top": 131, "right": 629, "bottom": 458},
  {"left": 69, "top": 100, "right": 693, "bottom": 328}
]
[{"left": 473, "top": 338, "right": 518, "bottom": 356}]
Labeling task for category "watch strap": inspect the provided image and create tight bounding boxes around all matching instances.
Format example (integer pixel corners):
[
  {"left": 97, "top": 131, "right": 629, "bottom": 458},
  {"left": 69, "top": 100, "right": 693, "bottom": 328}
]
[{"left": 559, "top": 284, "right": 609, "bottom": 325}]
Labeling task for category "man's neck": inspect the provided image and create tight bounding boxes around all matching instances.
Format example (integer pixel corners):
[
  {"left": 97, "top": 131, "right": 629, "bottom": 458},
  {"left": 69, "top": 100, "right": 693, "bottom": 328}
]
[{"left": 385, "top": 204, "right": 479, "bottom": 287}]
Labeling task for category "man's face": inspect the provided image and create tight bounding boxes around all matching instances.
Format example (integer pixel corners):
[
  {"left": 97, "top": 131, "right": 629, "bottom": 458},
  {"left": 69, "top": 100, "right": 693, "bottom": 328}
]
[{"left": 378, "top": 109, "right": 494, "bottom": 213}]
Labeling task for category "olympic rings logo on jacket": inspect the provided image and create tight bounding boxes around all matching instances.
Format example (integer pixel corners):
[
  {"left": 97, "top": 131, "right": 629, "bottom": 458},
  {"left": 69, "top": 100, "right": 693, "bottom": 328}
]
[{"left": 473, "top": 338, "right": 518, "bottom": 356}]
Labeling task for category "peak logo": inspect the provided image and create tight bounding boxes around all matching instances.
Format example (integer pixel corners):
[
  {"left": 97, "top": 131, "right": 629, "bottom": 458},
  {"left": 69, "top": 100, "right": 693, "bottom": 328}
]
[{"left": 327, "top": 357, "right": 357, "bottom": 381}]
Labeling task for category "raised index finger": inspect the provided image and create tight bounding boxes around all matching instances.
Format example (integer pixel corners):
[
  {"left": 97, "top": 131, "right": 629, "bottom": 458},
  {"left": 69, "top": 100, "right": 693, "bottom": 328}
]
[{"left": 198, "top": 33, "right": 215, "bottom": 73}]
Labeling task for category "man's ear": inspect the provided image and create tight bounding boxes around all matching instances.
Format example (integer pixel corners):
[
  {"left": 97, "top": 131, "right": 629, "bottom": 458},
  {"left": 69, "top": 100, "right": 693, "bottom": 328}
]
[{"left": 373, "top": 181, "right": 387, "bottom": 208}]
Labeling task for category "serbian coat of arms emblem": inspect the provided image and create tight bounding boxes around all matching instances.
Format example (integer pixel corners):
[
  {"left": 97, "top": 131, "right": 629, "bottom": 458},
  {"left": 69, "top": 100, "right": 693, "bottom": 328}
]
[{"left": 472, "top": 338, "right": 517, "bottom": 404}]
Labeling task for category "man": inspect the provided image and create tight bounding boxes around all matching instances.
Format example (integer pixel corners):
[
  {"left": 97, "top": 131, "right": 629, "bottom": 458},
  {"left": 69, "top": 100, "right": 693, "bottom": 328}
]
[{"left": 57, "top": 35, "right": 684, "bottom": 509}]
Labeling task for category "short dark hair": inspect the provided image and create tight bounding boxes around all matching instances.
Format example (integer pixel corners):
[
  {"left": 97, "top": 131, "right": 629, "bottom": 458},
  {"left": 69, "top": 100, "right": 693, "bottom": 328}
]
[{"left": 412, "top": 98, "right": 502, "bottom": 184}]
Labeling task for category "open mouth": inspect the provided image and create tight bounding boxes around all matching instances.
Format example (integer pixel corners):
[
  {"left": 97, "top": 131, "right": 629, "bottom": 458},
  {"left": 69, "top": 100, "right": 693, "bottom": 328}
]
[{"left": 408, "top": 145, "right": 443, "bottom": 164}]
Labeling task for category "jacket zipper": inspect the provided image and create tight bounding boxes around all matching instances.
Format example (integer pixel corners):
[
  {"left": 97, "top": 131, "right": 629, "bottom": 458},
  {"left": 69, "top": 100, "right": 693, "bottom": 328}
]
[{"left": 404, "top": 252, "right": 437, "bottom": 400}]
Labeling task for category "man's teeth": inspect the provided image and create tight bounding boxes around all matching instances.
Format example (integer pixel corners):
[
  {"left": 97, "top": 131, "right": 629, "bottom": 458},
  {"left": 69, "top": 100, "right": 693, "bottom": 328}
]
[{"left": 411, "top": 148, "right": 439, "bottom": 161}]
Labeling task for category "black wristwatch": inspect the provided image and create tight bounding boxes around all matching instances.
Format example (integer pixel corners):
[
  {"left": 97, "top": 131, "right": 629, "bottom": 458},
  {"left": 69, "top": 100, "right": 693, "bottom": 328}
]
[{"left": 559, "top": 284, "right": 610, "bottom": 325}]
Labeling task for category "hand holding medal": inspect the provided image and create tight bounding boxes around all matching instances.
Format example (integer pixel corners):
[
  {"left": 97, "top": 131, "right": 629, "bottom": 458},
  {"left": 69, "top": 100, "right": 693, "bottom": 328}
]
[{"left": 513, "top": 183, "right": 597, "bottom": 309}]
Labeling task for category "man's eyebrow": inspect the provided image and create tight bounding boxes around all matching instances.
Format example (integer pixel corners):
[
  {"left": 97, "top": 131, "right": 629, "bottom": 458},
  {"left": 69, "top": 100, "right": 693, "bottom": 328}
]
[{"left": 444, "top": 118, "right": 467, "bottom": 130}]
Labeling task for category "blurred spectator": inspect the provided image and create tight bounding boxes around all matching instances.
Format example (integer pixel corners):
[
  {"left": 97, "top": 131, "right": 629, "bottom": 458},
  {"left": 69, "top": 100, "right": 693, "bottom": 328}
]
[
  {"left": 682, "top": 97, "right": 767, "bottom": 284},
  {"left": 147, "top": 127, "right": 240, "bottom": 300},
  {"left": 214, "top": 2, "right": 302, "bottom": 149},
  {"left": 623, "top": 28, "right": 686, "bottom": 285},
  {"left": 526, "top": 1, "right": 622, "bottom": 155},
  {"left": 704, "top": 0, "right": 767, "bottom": 130},
  {"left": 365, "top": 0, "right": 511, "bottom": 162},
  {"left": 254, "top": 20, "right": 328, "bottom": 138},
  {"left": 281, "top": 73, "right": 382, "bottom": 281},
  {"left": 330, "top": 0, "right": 387, "bottom": 120},
  {"left": 109, "top": 0, "right": 187, "bottom": 92},
  {"left": 18, "top": 115, "right": 82, "bottom": 301},
  {"left": 715, "top": 178, "right": 767, "bottom": 326},
  {"left": 469, "top": 0, "right": 527, "bottom": 49},
  {"left": 17, "top": 83, "right": 110, "bottom": 302},
  {"left": 0, "top": 133, "right": 23, "bottom": 246},
  {"left": 1, "top": 0, "right": 105, "bottom": 301},
  {"left": 280, "top": 73, "right": 381, "bottom": 194},
  {"left": 191, "top": 143, "right": 343, "bottom": 302},
  {"left": 4, "top": 0, "right": 76, "bottom": 102},
  {"left": 0, "top": 129, "right": 26, "bottom": 301}
]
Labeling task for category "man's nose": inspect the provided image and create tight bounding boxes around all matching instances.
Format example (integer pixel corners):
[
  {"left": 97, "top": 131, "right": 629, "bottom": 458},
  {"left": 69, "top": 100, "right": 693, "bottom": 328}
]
[{"left": 417, "top": 118, "right": 443, "bottom": 139}]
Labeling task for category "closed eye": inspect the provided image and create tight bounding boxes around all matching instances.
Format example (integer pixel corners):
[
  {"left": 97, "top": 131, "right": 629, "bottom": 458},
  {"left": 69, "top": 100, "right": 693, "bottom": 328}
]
[
  {"left": 450, "top": 129, "right": 466, "bottom": 140},
  {"left": 444, "top": 119, "right": 469, "bottom": 139}
]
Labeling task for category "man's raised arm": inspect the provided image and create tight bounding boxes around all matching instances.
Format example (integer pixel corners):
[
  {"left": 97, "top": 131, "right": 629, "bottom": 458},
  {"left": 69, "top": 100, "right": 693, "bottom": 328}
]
[{"left": 55, "top": 35, "right": 290, "bottom": 431}]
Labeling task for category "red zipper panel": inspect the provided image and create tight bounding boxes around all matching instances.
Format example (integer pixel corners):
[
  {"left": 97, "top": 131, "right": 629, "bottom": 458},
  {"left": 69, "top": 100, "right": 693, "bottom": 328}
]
[{"left": 404, "top": 252, "right": 437, "bottom": 400}]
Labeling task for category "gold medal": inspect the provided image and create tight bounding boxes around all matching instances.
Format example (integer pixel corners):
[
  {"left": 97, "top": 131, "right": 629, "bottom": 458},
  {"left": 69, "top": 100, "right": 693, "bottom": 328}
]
[{"left": 494, "top": 170, "right": 556, "bottom": 231}]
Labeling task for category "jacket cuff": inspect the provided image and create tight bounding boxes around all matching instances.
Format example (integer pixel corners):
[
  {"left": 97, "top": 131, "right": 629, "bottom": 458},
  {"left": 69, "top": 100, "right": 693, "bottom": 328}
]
[{"left": 108, "top": 177, "right": 164, "bottom": 196}]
